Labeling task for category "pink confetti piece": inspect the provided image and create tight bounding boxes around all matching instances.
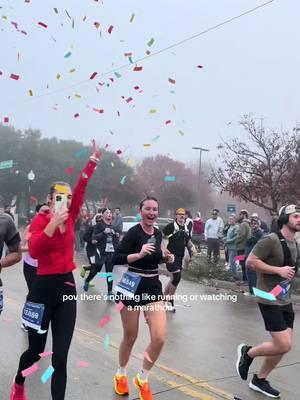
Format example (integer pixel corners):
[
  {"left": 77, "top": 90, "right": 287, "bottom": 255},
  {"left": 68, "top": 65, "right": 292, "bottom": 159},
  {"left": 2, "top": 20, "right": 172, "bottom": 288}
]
[
  {"left": 146, "top": 50, "right": 151, "bottom": 55},
  {"left": 126, "top": 97, "right": 133, "bottom": 103},
  {"left": 78, "top": 361, "right": 90, "bottom": 367},
  {"left": 168, "top": 78, "right": 176, "bottom": 84},
  {"left": 234, "top": 255, "right": 246, "bottom": 261},
  {"left": 134, "top": 85, "right": 140, "bottom": 90},
  {"left": 165, "top": 120, "right": 171, "bottom": 125},
  {"left": 21, "top": 363, "right": 39, "bottom": 377},
  {"left": 115, "top": 302, "right": 124, "bottom": 312},
  {"left": 143, "top": 351, "right": 153, "bottom": 363},
  {"left": 99, "top": 315, "right": 111, "bottom": 328},
  {"left": 65, "top": 281, "right": 75, "bottom": 287},
  {"left": 270, "top": 284, "right": 283, "bottom": 297},
  {"left": 108, "top": 25, "right": 114, "bottom": 34},
  {"left": 74, "top": 113, "right": 79, "bottom": 118},
  {"left": 90, "top": 72, "right": 97, "bottom": 80},
  {"left": 38, "top": 22, "right": 48, "bottom": 28},
  {"left": 116, "top": 149, "right": 123, "bottom": 155},
  {"left": 10, "top": 73, "right": 20, "bottom": 80},
  {"left": 65, "top": 166, "right": 75, "bottom": 175},
  {"left": 197, "top": 65, "right": 204, "bottom": 68},
  {"left": 39, "top": 351, "right": 53, "bottom": 358},
  {"left": 133, "top": 66, "right": 143, "bottom": 72},
  {"left": 124, "top": 52, "right": 132, "bottom": 57},
  {"left": 3, "top": 117, "right": 9, "bottom": 123}
]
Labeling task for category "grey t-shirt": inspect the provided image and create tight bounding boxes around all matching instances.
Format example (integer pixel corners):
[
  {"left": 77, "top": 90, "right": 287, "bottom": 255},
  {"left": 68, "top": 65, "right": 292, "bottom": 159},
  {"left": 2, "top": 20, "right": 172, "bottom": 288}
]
[
  {"left": 251, "top": 233, "right": 300, "bottom": 305},
  {"left": 0, "top": 213, "right": 20, "bottom": 286}
]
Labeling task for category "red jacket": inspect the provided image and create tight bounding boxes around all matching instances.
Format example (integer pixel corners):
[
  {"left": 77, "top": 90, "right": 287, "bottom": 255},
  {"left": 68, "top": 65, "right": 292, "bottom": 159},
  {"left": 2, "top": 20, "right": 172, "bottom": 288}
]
[{"left": 29, "top": 160, "right": 97, "bottom": 275}]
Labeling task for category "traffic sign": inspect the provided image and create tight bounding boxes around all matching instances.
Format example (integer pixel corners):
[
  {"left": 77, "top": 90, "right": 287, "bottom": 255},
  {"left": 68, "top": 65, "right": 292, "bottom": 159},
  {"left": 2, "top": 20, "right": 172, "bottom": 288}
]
[
  {"left": 0, "top": 160, "right": 13, "bottom": 170},
  {"left": 227, "top": 203, "right": 236, "bottom": 213}
]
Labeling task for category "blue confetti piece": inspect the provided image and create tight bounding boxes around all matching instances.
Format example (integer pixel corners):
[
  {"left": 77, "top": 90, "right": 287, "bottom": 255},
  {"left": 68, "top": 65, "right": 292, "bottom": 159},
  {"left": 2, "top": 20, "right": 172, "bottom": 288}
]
[
  {"left": 105, "top": 334, "right": 110, "bottom": 351},
  {"left": 120, "top": 176, "right": 127, "bottom": 185},
  {"left": 37, "top": 329, "right": 47, "bottom": 334},
  {"left": 41, "top": 365, "right": 54, "bottom": 383},
  {"left": 253, "top": 287, "right": 276, "bottom": 301},
  {"left": 64, "top": 51, "right": 72, "bottom": 58},
  {"left": 164, "top": 176, "right": 176, "bottom": 182}
]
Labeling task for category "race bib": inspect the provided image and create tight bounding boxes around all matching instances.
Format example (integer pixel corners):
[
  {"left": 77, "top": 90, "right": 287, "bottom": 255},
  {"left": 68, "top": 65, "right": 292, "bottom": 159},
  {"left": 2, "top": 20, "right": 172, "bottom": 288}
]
[
  {"left": 105, "top": 243, "right": 114, "bottom": 252},
  {"left": 22, "top": 301, "right": 45, "bottom": 330},
  {"left": 0, "top": 287, "right": 3, "bottom": 315},
  {"left": 114, "top": 272, "right": 141, "bottom": 299}
]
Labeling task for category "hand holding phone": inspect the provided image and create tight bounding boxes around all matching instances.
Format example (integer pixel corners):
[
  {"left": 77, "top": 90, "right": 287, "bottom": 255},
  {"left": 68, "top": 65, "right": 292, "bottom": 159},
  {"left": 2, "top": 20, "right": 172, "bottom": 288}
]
[{"left": 54, "top": 194, "right": 68, "bottom": 213}]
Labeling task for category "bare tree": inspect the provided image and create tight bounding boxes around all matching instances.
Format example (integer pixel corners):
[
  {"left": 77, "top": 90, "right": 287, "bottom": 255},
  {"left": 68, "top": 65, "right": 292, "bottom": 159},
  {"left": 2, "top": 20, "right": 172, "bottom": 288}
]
[{"left": 210, "top": 115, "right": 299, "bottom": 213}]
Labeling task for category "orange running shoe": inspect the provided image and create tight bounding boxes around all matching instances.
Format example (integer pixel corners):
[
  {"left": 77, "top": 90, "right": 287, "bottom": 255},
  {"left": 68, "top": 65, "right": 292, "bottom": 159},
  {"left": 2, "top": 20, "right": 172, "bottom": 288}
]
[
  {"left": 133, "top": 374, "right": 153, "bottom": 400},
  {"left": 113, "top": 374, "right": 129, "bottom": 396}
]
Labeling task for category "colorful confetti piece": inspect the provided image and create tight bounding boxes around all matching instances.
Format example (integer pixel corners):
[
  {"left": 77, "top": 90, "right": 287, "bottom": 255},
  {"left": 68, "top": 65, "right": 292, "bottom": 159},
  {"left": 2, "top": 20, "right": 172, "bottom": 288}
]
[
  {"left": 99, "top": 315, "right": 111, "bottom": 328},
  {"left": 152, "top": 135, "right": 160, "bottom": 142},
  {"left": 69, "top": 68, "right": 76, "bottom": 73},
  {"left": 10, "top": 73, "right": 19, "bottom": 81},
  {"left": 197, "top": 65, "right": 204, "bottom": 68},
  {"left": 56, "top": 73, "right": 61, "bottom": 80},
  {"left": 105, "top": 334, "right": 110, "bottom": 351},
  {"left": 78, "top": 361, "right": 90, "bottom": 367},
  {"left": 133, "top": 66, "right": 143, "bottom": 72},
  {"left": 270, "top": 284, "right": 283, "bottom": 297},
  {"left": 108, "top": 25, "right": 114, "bottom": 34},
  {"left": 126, "top": 97, "right": 133, "bottom": 103},
  {"left": 38, "top": 22, "right": 48, "bottom": 28},
  {"left": 165, "top": 120, "right": 171, "bottom": 125},
  {"left": 253, "top": 287, "right": 276, "bottom": 301},
  {"left": 21, "top": 364, "right": 39, "bottom": 377},
  {"left": 164, "top": 176, "right": 176, "bottom": 182},
  {"left": 120, "top": 176, "right": 127, "bottom": 185},
  {"left": 3, "top": 117, "right": 9, "bottom": 123},
  {"left": 64, "top": 281, "right": 76, "bottom": 287},
  {"left": 90, "top": 72, "right": 97, "bottom": 80},
  {"left": 178, "top": 130, "right": 185, "bottom": 136},
  {"left": 28, "top": 89, "right": 33, "bottom": 96},
  {"left": 143, "top": 144, "right": 151, "bottom": 147},
  {"left": 114, "top": 72, "right": 121, "bottom": 78},
  {"left": 147, "top": 38, "right": 155, "bottom": 47},
  {"left": 94, "top": 22, "right": 100, "bottom": 29},
  {"left": 64, "top": 51, "right": 72, "bottom": 58},
  {"left": 129, "top": 13, "right": 135, "bottom": 23},
  {"left": 74, "top": 113, "right": 79, "bottom": 118},
  {"left": 149, "top": 109, "right": 157, "bottom": 114},
  {"left": 41, "top": 366, "right": 54, "bottom": 383},
  {"left": 39, "top": 351, "right": 53, "bottom": 358},
  {"left": 168, "top": 78, "right": 176, "bottom": 84}
]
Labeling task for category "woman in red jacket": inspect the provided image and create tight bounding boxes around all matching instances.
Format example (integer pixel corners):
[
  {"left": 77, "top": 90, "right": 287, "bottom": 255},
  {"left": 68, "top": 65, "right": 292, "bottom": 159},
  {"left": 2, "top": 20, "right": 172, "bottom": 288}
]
[{"left": 10, "top": 148, "right": 101, "bottom": 400}]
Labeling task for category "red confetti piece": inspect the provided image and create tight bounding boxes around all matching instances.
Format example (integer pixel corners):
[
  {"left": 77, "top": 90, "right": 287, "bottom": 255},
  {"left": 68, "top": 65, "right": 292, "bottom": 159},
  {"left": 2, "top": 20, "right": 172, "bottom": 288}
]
[
  {"left": 38, "top": 22, "right": 48, "bottom": 28},
  {"left": 3, "top": 117, "right": 9, "bottom": 123},
  {"left": 124, "top": 52, "right": 132, "bottom": 57},
  {"left": 74, "top": 113, "right": 79, "bottom": 118},
  {"left": 116, "top": 150, "right": 122, "bottom": 155},
  {"left": 30, "top": 196, "right": 38, "bottom": 203},
  {"left": 11, "top": 21, "right": 18, "bottom": 29},
  {"left": 168, "top": 78, "right": 176, "bottom": 84},
  {"left": 65, "top": 166, "right": 75, "bottom": 175},
  {"left": 99, "top": 315, "right": 111, "bottom": 328},
  {"left": 146, "top": 50, "right": 151, "bottom": 55},
  {"left": 197, "top": 65, "right": 204, "bottom": 68},
  {"left": 108, "top": 25, "right": 113, "bottom": 34},
  {"left": 165, "top": 120, "right": 171, "bottom": 125},
  {"left": 126, "top": 97, "right": 133, "bottom": 103},
  {"left": 134, "top": 86, "right": 140, "bottom": 90},
  {"left": 21, "top": 30, "right": 27, "bottom": 35},
  {"left": 92, "top": 108, "right": 104, "bottom": 113},
  {"left": 133, "top": 66, "right": 143, "bottom": 72},
  {"left": 89, "top": 72, "right": 97, "bottom": 80},
  {"left": 10, "top": 73, "right": 20, "bottom": 80}
]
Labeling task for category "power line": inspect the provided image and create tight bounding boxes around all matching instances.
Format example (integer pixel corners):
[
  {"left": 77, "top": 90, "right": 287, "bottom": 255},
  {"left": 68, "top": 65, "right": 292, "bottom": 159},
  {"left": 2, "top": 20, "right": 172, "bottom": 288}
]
[{"left": 2, "top": 0, "right": 276, "bottom": 105}]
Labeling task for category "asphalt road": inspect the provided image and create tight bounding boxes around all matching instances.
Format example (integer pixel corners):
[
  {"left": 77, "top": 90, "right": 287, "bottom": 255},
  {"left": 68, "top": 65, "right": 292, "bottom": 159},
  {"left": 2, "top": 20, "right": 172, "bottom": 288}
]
[{"left": 0, "top": 254, "right": 299, "bottom": 399}]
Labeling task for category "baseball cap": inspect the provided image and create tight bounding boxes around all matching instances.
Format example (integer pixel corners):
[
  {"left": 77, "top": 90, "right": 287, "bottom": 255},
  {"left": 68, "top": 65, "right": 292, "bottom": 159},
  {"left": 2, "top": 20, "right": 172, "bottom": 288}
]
[
  {"left": 176, "top": 208, "right": 185, "bottom": 215},
  {"left": 279, "top": 204, "right": 300, "bottom": 216}
]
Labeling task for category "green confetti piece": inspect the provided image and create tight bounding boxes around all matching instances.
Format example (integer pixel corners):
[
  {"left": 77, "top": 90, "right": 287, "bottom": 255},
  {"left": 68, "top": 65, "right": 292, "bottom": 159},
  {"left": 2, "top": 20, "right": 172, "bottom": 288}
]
[
  {"left": 129, "top": 56, "right": 133, "bottom": 64},
  {"left": 105, "top": 334, "right": 110, "bottom": 351},
  {"left": 114, "top": 72, "right": 121, "bottom": 78},
  {"left": 147, "top": 37, "right": 155, "bottom": 47},
  {"left": 64, "top": 51, "right": 72, "bottom": 58},
  {"left": 130, "top": 13, "right": 135, "bottom": 23}
]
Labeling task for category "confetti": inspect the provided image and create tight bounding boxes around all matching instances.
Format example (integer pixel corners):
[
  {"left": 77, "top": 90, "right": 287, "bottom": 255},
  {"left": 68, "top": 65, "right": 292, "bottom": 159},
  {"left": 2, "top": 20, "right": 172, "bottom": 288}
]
[
  {"left": 152, "top": 135, "right": 160, "bottom": 142},
  {"left": 164, "top": 176, "right": 176, "bottom": 182},
  {"left": 270, "top": 284, "right": 283, "bottom": 297},
  {"left": 178, "top": 130, "right": 185, "bottom": 136},
  {"left": 94, "top": 22, "right": 100, "bottom": 29},
  {"left": 146, "top": 50, "right": 151, "bottom": 55},
  {"left": 120, "top": 176, "right": 127, "bottom": 185},
  {"left": 129, "top": 56, "right": 133, "bottom": 64},
  {"left": 147, "top": 38, "right": 155, "bottom": 47},
  {"left": 74, "top": 94, "right": 81, "bottom": 99},
  {"left": 253, "top": 287, "right": 276, "bottom": 301},
  {"left": 3, "top": 117, "right": 9, "bottom": 123},
  {"left": 37, "top": 329, "right": 47, "bottom": 334},
  {"left": 165, "top": 120, "right": 171, "bottom": 125},
  {"left": 65, "top": 9, "right": 72, "bottom": 19},
  {"left": 90, "top": 72, "right": 97, "bottom": 80},
  {"left": 69, "top": 68, "right": 76, "bottom": 73},
  {"left": 168, "top": 78, "right": 176, "bottom": 84},
  {"left": 56, "top": 73, "right": 61, "bottom": 80},
  {"left": 133, "top": 66, "right": 143, "bottom": 72},
  {"left": 41, "top": 366, "right": 54, "bottom": 383},
  {"left": 115, "top": 302, "right": 125, "bottom": 312},
  {"left": 124, "top": 52, "right": 132, "bottom": 57},
  {"left": 143, "top": 351, "right": 153, "bottom": 363},
  {"left": 99, "top": 315, "right": 111, "bottom": 328},
  {"left": 28, "top": 89, "right": 33, "bottom": 96},
  {"left": 110, "top": 162, "right": 114, "bottom": 167},
  {"left": 38, "top": 22, "right": 48, "bottom": 29},
  {"left": 234, "top": 255, "right": 246, "bottom": 261},
  {"left": 21, "top": 364, "right": 39, "bottom": 377},
  {"left": 129, "top": 13, "right": 135, "bottom": 23},
  {"left": 10, "top": 73, "right": 19, "bottom": 81},
  {"left": 172, "top": 104, "right": 176, "bottom": 111},
  {"left": 74, "top": 113, "right": 79, "bottom": 118},
  {"left": 83, "top": 16, "right": 87, "bottom": 22},
  {"left": 114, "top": 72, "right": 121, "bottom": 78},
  {"left": 65, "top": 281, "right": 75, "bottom": 287},
  {"left": 65, "top": 166, "right": 75, "bottom": 174},
  {"left": 64, "top": 51, "right": 72, "bottom": 58},
  {"left": 143, "top": 144, "right": 151, "bottom": 147},
  {"left": 108, "top": 25, "right": 113, "bottom": 34},
  {"left": 78, "top": 361, "right": 90, "bottom": 367},
  {"left": 53, "top": 8, "right": 58, "bottom": 14},
  {"left": 105, "top": 334, "right": 110, "bottom": 351},
  {"left": 116, "top": 149, "right": 123, "bottom": 155},
  {"left": 126, "top": 97, "right": 133, "bottom": 103},
  {"left": 72, "top": 19, "right": 75, "bottom": 29},
  {"left": 39, "top": 351, "right": 53, "bottom": 358},
  {"left": 149, "top": 109, "right": 157, "bottom": 114},
  {"left": 197, "top": 65, "right": 204, "bottom": 68}
]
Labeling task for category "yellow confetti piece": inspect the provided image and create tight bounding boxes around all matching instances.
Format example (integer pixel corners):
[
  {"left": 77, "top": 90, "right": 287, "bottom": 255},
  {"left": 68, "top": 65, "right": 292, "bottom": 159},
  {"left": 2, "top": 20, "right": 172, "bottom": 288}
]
[
  {"left": 178, "top": 130, "right": 185, "bottom": 136},
  {"left": 94, "top": 22, "right": 100, "bottom": 29},
  {"left": 149, "top": 109, "right": 157, "bottom": 114},
  {"left": 143, "top": 144, "right": 151, "bottom": 147},
  {"left": 28, "top": 90, "right": 33, "bottom": 96},
  {"left": 2, "top": 16, "right": 8, "bottom": 21},
  {"left": 172, "top": 104, "right": 176, "bottom": 111},
  {"left": 56, "top": 73, "right": 61, "bottom": 80},
  {"left": 69, "top": 68, "right": 76, "bottom": 73},
  {"left": 74, "top": 94, "right": 81, "bottom": 99},
  {"left": 127, "top": 159, "right": 134, "bottom": 166},
  {"left": 54, "top": 184, "right": 68, "bottom": 194},
  {"left": 129, "top": 13, "right": 135, "bottom": 23}
]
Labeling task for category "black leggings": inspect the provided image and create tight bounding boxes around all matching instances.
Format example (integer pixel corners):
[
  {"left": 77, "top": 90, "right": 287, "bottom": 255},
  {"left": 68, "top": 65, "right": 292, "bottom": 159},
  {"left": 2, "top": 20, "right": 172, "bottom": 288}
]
[
  {"left": 23, "top": 261, "right": 37, "bottom": 292},
  {"left": 85, "top": 253, "right": 113, "bottom": 292},
  {"left": 15, "top": 273, "right": 76, "bottom": 400}
]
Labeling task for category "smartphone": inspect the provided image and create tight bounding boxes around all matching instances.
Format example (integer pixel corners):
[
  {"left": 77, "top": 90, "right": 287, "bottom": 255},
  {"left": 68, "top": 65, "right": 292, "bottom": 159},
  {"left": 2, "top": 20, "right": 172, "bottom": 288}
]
[{"left": 54, "top": 194, "right": 68, "bottom": 213}]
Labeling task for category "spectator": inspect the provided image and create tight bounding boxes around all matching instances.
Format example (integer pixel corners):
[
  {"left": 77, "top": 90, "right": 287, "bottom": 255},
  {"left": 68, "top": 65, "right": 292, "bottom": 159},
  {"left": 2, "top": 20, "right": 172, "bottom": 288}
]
[
  {"left": 225, "top": 214, "right": 239, "bottom": 280},
  {"left": 270, "top": 210, "right": 279, "bottom": 233},
  {"left": 4, "top": 205, "right": 14, "bottom": 221},
  {"left": 245, "top": 217, "right": 264, "bottom": 294},
  {"left": 185, "top": 210, "right": 193, "bottom": 237},
  {"left": 193, "top": 212, "right": 204, "bottom": 235},
  {"left": 204, "top": 209, "right": 224, "bottom": 263},
  {"left": 112, "top": 207, "right": 123, "bottom": 244},
  {"left": 251, "top": 213, "right": 269, "bottom": 233},
  {"left": 236, "top": 209, "right": 251, "bottom": 282}
]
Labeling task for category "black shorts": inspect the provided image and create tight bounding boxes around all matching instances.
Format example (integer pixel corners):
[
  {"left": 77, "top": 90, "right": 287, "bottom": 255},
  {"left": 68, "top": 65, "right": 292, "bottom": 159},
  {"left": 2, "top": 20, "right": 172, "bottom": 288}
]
[
  {"left": 258, "top": 303, "right": 295, "bottom": 332},
  {"left": 166, "top": 256, "right": 183, "bottom": 273},
  {"left": 116, "top": 275, "right": 163, "bottom": 308}
]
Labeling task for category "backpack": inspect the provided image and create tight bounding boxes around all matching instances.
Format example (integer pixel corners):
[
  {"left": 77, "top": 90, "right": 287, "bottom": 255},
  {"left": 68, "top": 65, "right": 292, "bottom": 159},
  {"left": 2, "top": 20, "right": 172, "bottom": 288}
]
[{"left": 276, "top": 231, "right": 300, "bottom": 272}]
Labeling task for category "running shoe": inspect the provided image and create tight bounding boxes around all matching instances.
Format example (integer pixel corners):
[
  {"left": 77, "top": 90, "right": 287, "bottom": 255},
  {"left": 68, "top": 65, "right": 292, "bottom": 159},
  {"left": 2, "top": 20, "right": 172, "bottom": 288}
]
[
  {"left": 249, "top": 374, "right": 280, "bottom": 398},
  {"left": 10, "top": 379, "right": 27, "bottom": 400},
  {"left": 20, "top": 322, "right": 28, "bottom": 332},
  {"left": 133, "top": 374, "right": 153, "bottom": 400},
  {"left": 236, "top": 343, "right": 253, "bottom": 380},
  {"left": 113, "top": 374, "right": 129, "bottom": 396},
  {"left": 83, "top": 281, "right": 89, "bottom": 292},
  {"left": 80, "top": 266, "right": 87, "bottom": 278}
]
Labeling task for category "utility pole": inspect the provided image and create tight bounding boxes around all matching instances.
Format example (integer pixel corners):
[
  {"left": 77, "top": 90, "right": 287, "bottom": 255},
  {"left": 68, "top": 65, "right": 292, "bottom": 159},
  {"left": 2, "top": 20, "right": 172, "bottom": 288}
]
[{"left": 192, "top": 147, "right": 209, "bottom": 209}]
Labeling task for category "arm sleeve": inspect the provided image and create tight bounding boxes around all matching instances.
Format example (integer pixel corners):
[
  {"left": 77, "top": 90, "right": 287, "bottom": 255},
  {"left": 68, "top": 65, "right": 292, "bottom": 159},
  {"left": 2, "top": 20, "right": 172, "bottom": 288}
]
[
  {"left": 69, "top": 159, "right": 98, "bottom": 221},
  {"left": 28, "top": 216, "right": 50, "bottom": 259},
  {"left": 112, "top": 228, "right": 136, "bottom": 265},
  {"left": 250, "top": 235, "right": 274, "bottom": 261}
]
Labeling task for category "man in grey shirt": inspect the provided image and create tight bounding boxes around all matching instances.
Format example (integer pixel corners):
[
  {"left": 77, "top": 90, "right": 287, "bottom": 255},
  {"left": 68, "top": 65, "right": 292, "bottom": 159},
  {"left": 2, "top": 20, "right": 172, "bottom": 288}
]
[
  {"left": 0, "top": 213, "right": 22, "bottom": 315},
  {"left": 112, "top": 207, "right": 123, "bottom": 244}
]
